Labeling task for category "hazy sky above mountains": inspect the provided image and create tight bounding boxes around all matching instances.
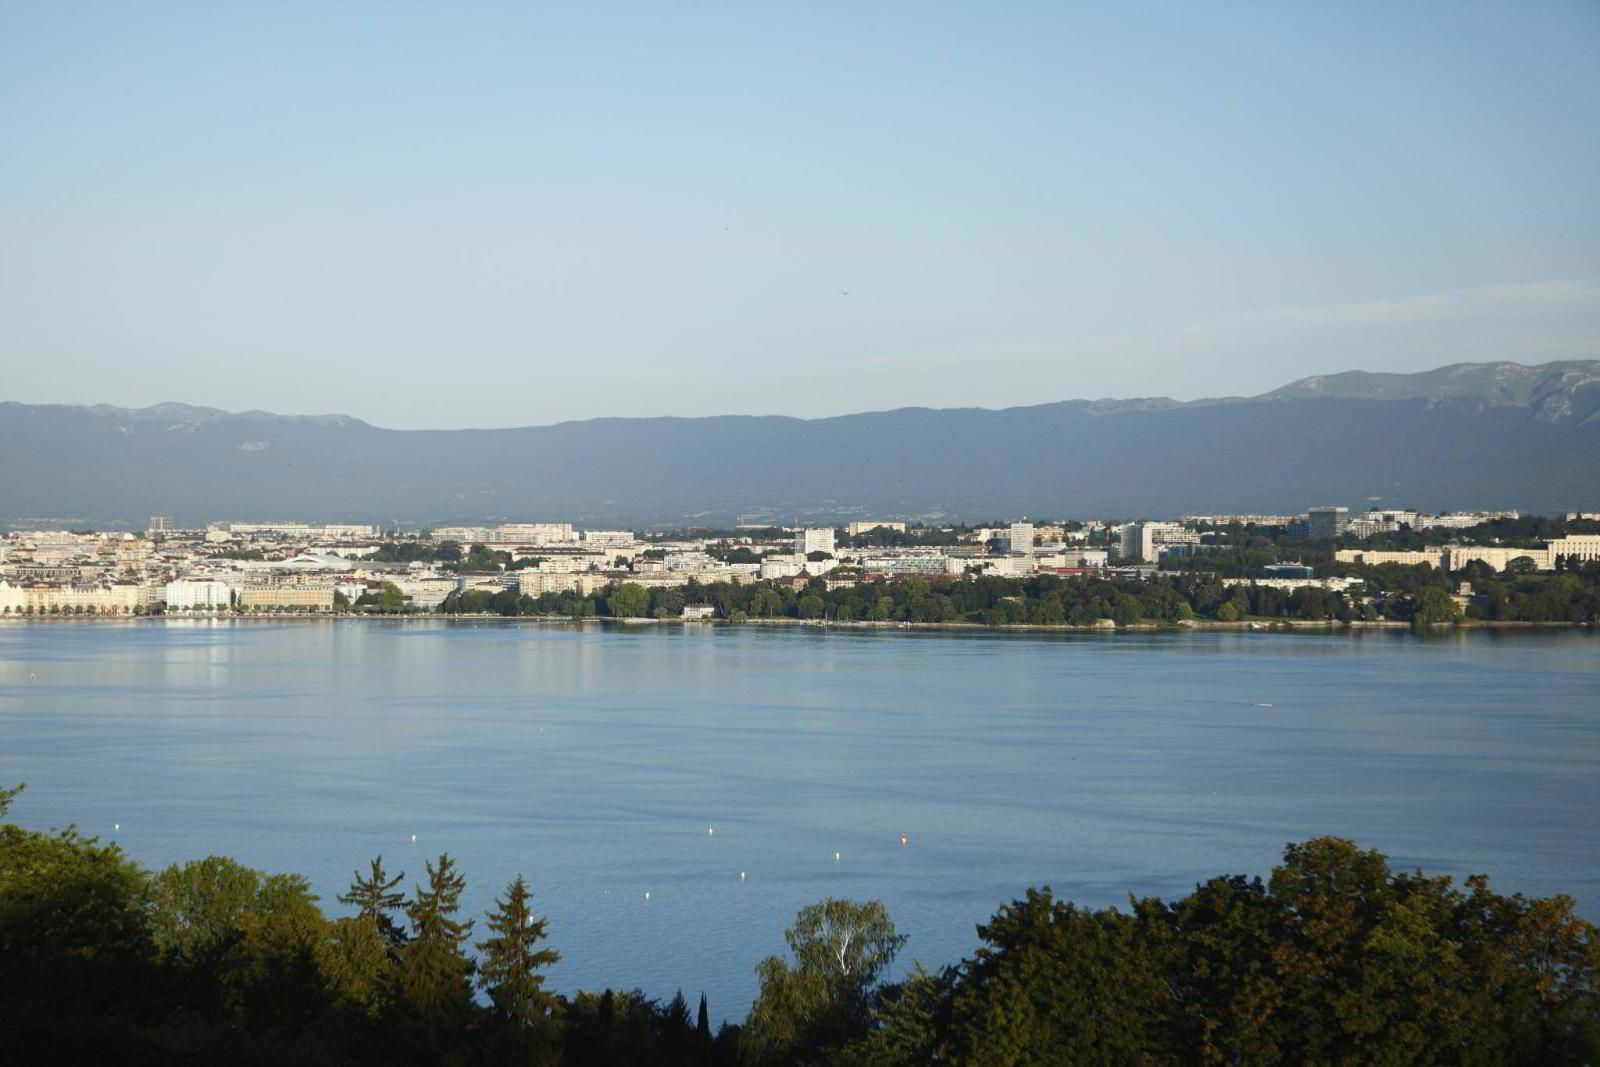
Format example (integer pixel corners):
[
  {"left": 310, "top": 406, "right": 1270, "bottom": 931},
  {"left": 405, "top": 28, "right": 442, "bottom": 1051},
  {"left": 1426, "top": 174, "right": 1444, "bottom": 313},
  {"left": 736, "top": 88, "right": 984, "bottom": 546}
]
[{"left": 2, "top": 2, "right": 1597, "bottom": 429}]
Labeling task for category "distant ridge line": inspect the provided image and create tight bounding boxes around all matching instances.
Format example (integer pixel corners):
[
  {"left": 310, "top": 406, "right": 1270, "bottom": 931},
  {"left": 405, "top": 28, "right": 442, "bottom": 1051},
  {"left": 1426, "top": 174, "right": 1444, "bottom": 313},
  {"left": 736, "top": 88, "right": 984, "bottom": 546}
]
[{"left": 9, "top": 358, "right": 1597, "bottom": 433}]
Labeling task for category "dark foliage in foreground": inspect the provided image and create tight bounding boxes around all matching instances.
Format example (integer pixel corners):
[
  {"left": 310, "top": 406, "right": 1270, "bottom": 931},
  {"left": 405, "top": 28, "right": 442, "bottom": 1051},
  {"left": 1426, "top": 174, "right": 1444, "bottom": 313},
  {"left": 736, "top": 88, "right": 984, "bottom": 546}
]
[{"left": 2, "top": 783, "right": 1595, "bottom": 1064}]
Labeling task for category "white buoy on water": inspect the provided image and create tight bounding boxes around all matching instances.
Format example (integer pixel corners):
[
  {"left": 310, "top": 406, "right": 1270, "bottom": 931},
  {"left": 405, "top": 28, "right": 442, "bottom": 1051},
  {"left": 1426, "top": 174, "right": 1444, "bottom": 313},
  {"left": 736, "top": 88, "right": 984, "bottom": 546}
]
[
  {"left": 739, "top": 871, "right": 746, "bottom": 881},
  {"left": 834, "top": 851, "right": 841, "bottom": 862},
  {"left": 410, "top": 833, "right": 416, "bottom": 843},
  {"left": 644, "top": 891, "right": 651, "bottom": 901},
  {"left": 707, "top": 826, "right": 714, "bottom": 836},
  {"left": 114, "top": 823, "right": 120, "bottom": 832}
]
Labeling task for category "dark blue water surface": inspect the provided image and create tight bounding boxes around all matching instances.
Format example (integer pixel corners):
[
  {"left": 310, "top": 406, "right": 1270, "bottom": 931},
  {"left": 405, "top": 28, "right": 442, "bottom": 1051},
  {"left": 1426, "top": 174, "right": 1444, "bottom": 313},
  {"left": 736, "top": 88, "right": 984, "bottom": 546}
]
[{"left": 2, "top": 620, "right": 1597, "bottom": 1019}]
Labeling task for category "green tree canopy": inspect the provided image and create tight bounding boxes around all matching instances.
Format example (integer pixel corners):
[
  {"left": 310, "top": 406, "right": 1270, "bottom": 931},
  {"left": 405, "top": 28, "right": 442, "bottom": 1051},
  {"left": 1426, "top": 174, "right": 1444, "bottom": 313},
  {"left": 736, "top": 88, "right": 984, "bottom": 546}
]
[
  {"left": 477, "top": 875, "right": 561, "bottom": 1063},
  {"left": 396, "top": 853, "right": 475, "bottom": 1057},
  {"left": 338, "top": 856, "right": 408, "bottom": 951},
  {"left": 606, "top": 583, "right": 650, "bottom": 619},
  {"left": 743, "top": 898, "right": 906, "bottom": 1064},
  {"left": 150, "top": 856, "right": 316, "bottom": 968}
]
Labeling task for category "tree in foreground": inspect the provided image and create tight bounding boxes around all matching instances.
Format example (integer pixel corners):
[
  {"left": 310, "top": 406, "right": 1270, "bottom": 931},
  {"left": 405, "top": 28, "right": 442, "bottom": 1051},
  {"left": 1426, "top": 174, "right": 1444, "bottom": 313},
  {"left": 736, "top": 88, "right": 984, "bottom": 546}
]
[
  {"left": 742, "top": 897, "right": 906, "bottom": 1064},
  {"left": 4, "top": 776, "right": 1597, "bottom": 1066},
  {"left": 0, "top": 783, "right": 152, "bottom": 989},
  {"left": 395, "top": 853, "right": 475, "bottom": 1060},
  {"left": 149, "top": 856, "right": 317, "bottom": 973},
  {"left": 835, "top": 837, "right": 1600, "bottom": 1066},
  {"left": 477, "top": 874, "right": 561, "bottom": 1064},
  {"left": 943, "top": 889, "right": 1166, "bottom": 1065},
  {"left": 339, "top": 855, "right": 408, "bottom": 951},
  {"left": 697, "top": 992, "right": 713, "bottom": 1052}
]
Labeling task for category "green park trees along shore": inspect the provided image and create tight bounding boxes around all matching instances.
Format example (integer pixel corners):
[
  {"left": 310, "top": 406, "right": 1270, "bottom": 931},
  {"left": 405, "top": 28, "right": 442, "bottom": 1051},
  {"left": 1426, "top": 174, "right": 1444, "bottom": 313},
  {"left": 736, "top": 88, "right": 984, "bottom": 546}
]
[
  {"left": 2, "top": 783, "right": 1596, "bottom": 1064},
  {"left": 430, "top": 562, "right": 1600, "bottom": 628}
]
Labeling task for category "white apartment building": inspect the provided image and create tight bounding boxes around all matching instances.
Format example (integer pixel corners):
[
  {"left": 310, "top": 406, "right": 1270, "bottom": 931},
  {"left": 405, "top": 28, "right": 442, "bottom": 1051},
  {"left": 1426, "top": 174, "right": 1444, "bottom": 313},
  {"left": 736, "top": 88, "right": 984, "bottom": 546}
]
[
  {"left": 1444, "top": 545, "right": 1553, "bottom": 572},
  {"left": 1334, "top": 549, "right": 1448, "bottom": 568},
  {"left": 1040, "top": 548, "right": 1110, "bottom": 569},
  {"left": 0, "top": 581, "right": 155, "bottom": 615},
  {"left": 1415, "top": 511, "right": 1520, "bottom": 530},
  {"left": 215, "top": 523, "right": 380, "bottom": 540},
  {"left": 1336, "top": 539, "right": 1593, "bottom": 573},
  {"left": 389, "top": 578, "right": 460, "bottom": 610},
  {"left": 431, "top": 526, "right": 493, "bottom": 542},
  {"left": 861, "top": 555, "right": 945, "bottom": 576},
  {"left": 581, "top": 530, "right": 636, "bottom": 545},
  {"left": 528, "top": 553, "right": 610, "bottom": 574},
  {"left": 489, "top": 523, "right": 576, "bottom": 544},
  {"left": 164, "top": 578, "right": 234, "bottom": 610},
  {"left": 1345, "top": 510, "right": 1420, "bottom": 539},
  {"left": 519, "top": 571, "right": 581, "bottom": 595},
  {"left": 1222, "top": 576, "right": 1364, "bottom": 594},
  {"left": 1548, "top": 535, "right": 1600, "bottom": 563},
  {"left": 1182, "top": 514, "right": 1298, "bottom": 527},
  {"left": 761, "top": 557, "right": 806, "bottom": 580},
  {"left": 956, "top": 555, "right": 1034, "bottom": 578},
  {"left": 1007, "top": 522, "right": 1034, "bottom": 555},
  {"left": 845, "top": 521, "right": 907, "bottom": 537},
  {"left": 794, "top": 528, "right": 836, "bottom": 556}
]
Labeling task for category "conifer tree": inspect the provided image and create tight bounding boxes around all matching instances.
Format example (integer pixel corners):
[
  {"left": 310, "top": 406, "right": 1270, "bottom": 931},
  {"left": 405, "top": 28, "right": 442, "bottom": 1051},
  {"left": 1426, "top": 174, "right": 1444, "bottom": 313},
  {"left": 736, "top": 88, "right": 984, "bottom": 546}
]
[
  {"left": 697, "top": 992, "right": 712, "bottom": 1049},
  {"left": 397, "top": 853, "right": 475, "bottom": 1055},
  {"left": 663, "top": 990, "right": 693, "bottom": 1061},
  {"left": 477, "top": 875, "right": 561, "bottom": 1062},
  {"left": 338, "top": 856, "right": 407, "bottom": 950}
]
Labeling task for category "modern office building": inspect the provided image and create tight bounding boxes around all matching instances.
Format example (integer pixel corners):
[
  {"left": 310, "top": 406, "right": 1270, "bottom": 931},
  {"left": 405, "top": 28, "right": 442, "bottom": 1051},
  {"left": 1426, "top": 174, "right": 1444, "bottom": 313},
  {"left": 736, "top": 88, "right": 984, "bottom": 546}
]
[
  {"left": 1307, "top": 507, "right": 1351, "bottom": 540},
  {"left": 1117, "top": 521, "right": 1199, "bottom": 562}
]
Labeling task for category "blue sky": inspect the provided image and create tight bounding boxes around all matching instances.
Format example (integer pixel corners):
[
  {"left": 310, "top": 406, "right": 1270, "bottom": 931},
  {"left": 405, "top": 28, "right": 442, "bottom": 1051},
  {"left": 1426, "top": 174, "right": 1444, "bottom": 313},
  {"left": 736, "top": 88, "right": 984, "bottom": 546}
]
[{"left": 2, "top": 1, "right": 1596, "bottom": 428}]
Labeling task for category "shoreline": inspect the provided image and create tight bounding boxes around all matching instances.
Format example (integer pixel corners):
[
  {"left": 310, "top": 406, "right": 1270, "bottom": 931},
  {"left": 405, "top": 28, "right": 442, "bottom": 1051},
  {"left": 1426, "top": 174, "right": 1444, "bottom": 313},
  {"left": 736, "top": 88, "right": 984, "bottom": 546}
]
[{"left": 2, "top": 614, "right": 1592, "bottom": 633}]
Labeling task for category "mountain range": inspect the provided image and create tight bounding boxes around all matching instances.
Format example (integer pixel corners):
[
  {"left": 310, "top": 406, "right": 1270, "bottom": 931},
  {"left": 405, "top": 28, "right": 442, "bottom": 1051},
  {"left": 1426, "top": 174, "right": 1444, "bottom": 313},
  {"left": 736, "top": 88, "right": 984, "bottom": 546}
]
[{"left": 3, "top": 360, "right": 1597, "bottom": 528}]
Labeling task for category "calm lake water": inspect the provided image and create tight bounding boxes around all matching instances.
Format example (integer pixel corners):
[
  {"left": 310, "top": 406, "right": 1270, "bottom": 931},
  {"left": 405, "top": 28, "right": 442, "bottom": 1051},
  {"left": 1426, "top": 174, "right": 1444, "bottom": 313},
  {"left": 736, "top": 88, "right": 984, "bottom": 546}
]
[{"left": 2, "top": 620, "right": 1597, "bottom": 1019}]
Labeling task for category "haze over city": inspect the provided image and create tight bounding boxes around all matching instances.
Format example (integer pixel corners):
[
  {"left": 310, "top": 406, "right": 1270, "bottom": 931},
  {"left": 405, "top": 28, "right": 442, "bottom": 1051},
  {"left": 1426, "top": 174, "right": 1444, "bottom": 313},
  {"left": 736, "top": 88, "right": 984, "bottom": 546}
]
[{"left": 3, "top": 1, "right": 1598, "bottom": 428}]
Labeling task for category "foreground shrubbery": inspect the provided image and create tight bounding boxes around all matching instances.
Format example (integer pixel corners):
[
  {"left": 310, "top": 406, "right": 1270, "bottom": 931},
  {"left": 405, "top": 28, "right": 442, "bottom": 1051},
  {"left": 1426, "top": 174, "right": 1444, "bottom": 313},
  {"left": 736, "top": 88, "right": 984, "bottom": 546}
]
[{"left": 2, "top": 783, "right": 1595, "bottom": 1064}]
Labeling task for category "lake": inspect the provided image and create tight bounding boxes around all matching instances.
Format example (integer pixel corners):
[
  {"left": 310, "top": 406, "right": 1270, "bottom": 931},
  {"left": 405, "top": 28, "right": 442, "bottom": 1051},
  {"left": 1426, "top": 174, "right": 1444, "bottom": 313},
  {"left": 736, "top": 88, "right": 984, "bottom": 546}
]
[{"left": 2, "top": 619, "right": 1597, "bottom": 1020}]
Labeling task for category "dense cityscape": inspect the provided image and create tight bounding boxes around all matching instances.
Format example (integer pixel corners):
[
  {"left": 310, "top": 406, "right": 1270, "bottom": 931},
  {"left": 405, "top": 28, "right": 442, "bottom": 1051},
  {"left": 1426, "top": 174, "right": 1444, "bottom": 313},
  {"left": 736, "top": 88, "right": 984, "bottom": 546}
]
[
  {"left": 4, "top": 507, "right": 1599, "bottom": 625},
  {"left": 6, "top": 507, "right": 1599, "bottom": 1064}
]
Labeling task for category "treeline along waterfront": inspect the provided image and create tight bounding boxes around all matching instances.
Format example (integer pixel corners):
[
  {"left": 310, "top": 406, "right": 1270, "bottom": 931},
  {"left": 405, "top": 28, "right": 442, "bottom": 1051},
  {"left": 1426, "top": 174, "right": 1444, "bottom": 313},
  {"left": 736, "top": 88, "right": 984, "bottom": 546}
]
[
  {"left": 4, "top": 784, "right": 1596, "bottom": 1065},
  {"left": 424, "top": 562, "right": 1600, "bottom": 627}
]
